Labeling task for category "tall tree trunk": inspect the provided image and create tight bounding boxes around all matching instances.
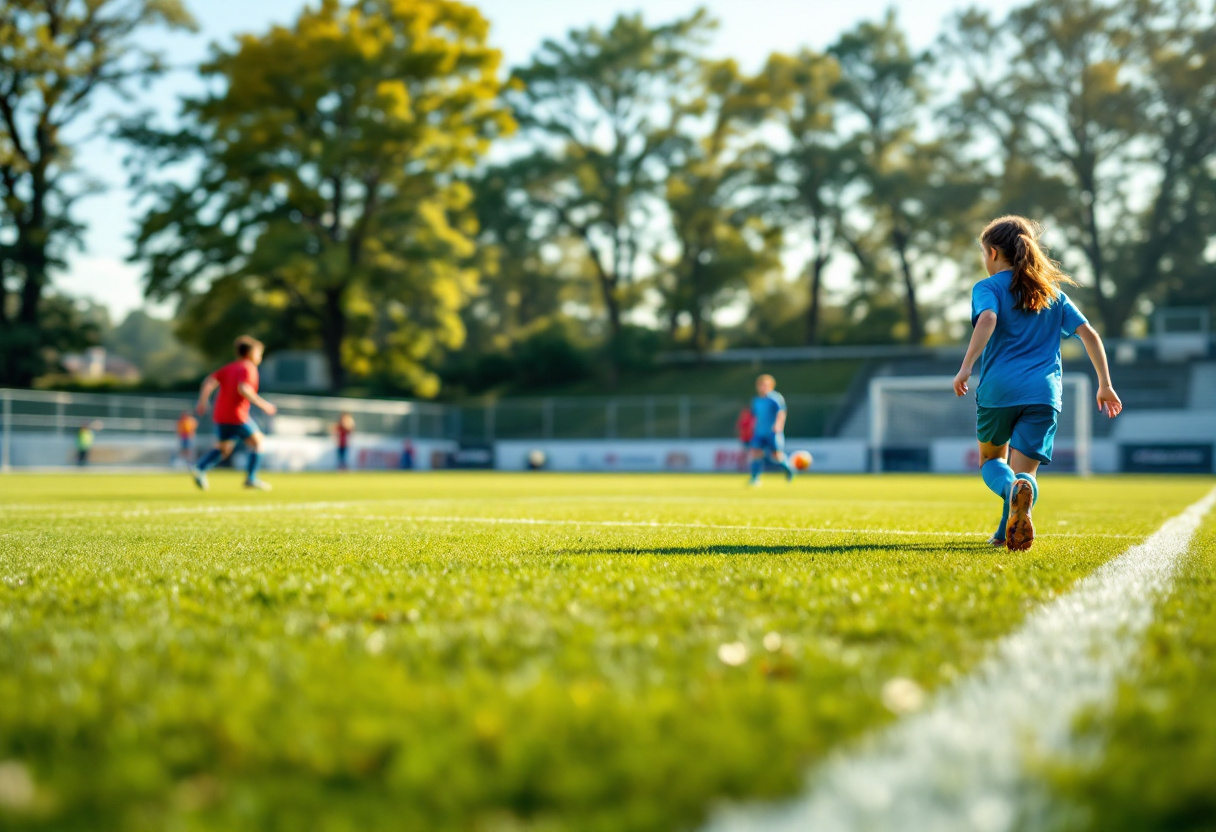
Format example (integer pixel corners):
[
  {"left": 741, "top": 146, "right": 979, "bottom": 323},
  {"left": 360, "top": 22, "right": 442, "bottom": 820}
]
[
  {"left": 891, "top": 227, "right": 922, "bottom": 344},
  {"left": 9, "top": 234, "right": 48, "bottom": 387},
  {"left": 805, "top": 253, "right": 829, "bottom": 346},
  {"left": 599, "top": 275, "right": 622, "bottom": 388},
  {"left": 321, "top": 288, "right": 347, "bottom": 392}
]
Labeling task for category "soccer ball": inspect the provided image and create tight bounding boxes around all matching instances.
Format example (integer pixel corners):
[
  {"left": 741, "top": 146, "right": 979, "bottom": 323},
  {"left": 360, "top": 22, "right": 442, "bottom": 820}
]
[{"left": 790, "top": 450, "right": 814, "bottom": 471}]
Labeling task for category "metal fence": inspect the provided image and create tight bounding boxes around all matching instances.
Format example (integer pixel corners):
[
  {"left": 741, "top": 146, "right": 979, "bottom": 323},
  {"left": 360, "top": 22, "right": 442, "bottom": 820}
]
[
  {"left": 455, "top": 395, "right": 845, "bottom": 443},
  {"left": 0, "top": 388, "right": 847, "bottom": 469}
]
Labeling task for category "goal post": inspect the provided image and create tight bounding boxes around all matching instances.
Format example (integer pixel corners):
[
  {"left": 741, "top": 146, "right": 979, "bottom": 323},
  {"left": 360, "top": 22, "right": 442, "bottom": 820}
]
[{"left": 868, "top": 375, "right": 1092, "bottom": 475}]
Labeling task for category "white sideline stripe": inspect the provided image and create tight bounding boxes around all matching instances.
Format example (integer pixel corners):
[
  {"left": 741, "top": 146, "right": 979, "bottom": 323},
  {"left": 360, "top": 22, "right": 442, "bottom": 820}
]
[
  {"left": 2, "top": 500, "right": 1140, "bottom": 540},
  {"left": 306, "top": 513, "right": 1138, "bottom": 540},
  {"left": 704, "top": 485, "right": 1216, "bottom": 832}
]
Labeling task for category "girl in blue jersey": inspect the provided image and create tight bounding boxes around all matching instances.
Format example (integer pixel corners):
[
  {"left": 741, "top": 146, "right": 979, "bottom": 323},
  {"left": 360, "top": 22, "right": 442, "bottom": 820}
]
[{"left": 953, "top": 216, "right": 1122, "bottom": 551}]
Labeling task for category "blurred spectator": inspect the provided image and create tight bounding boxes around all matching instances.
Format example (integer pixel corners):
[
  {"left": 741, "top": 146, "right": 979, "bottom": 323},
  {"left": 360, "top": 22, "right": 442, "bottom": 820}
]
[
  {"left": 76, "top": 423, "right": 96, "bottom": 466},
  {"left": 177, "top": 411, "right": 198, "bottom": 464},
  {"left": 336, "top": 412, "right": 355, "bottom": 471}
]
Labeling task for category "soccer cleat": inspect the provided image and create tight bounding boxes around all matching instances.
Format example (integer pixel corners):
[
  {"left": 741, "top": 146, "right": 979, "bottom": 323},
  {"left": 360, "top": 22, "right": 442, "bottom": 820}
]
[
  {"left": 244, "top": 479, "right": 272, "bottom": 491},
  {"left": 785, "top": 465, "right": 795, "bottom": 483},
  {"left": 1005, "top": 480, "right": 1035, "bottom": 551},
  {"left": 987, "top": 536, "right": 1006, "bottom": 547},
  {"left": 190, "top": 467, "right": 208, "bottom": 491},
  {"left": 748, "top": 479, "right": 762, "bottom": 488}
]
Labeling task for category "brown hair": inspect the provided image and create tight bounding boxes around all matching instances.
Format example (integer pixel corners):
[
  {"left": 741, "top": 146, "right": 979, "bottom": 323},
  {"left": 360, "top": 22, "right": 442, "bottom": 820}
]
[
  {"left": 980, "top": 216, "right": 1076, "bottom": 313},
  {"left": 234, "top": 335, "right": 264, "bottom": 358}
]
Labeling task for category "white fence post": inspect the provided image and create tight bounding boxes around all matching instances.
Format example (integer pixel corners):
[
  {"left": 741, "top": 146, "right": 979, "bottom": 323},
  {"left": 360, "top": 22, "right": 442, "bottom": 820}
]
[{"left": 1, "top": 389, "right": 11, "bottom": 473}]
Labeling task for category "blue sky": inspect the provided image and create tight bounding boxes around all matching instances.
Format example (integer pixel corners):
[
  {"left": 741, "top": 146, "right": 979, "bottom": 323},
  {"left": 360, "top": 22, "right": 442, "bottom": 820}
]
[{"left": 62, "top": 0, "right": 1004, "bottom": 319}]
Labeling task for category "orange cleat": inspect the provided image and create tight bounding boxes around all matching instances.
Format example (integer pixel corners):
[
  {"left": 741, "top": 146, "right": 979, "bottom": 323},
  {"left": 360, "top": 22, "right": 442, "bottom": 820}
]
[{"left": 1006, "top": 480, "right": 1035, "bottom": 551}]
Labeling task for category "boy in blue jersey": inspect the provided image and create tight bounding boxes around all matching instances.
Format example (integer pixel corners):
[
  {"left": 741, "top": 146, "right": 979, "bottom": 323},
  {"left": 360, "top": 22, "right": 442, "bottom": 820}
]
[
  {"left": 954, "top": 216, "right": 1122, "bottom": 550},
  {"left": 748, "top": 374, "right": 796, "bottom": 486}
]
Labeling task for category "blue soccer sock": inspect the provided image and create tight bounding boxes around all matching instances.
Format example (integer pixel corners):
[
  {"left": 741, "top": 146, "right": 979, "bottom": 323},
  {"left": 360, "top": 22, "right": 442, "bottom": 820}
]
[
  {"left": 195, "top": 448, "right": 224, "bottom": 472},
  {"left": 981, "top": 459, "right": 1016, "bottom": 540},
  {"left": 981, "top": 458, "right": 1016, "bottom": 500},
  {"left": 246, "top": 451, "right": 263, "bottom": 483},
  {"left": 749, "top": 457, "right": 763, "bottom": 482},
  {"left": 779, "top": 456, "right": 795, "bottom": 480},
  {"left": 994, "top": 498, "right": 1010, "bottom": 540}
]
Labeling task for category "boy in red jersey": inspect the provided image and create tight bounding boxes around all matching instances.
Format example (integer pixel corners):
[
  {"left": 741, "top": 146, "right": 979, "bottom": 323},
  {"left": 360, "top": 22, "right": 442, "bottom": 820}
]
[{"left": 190, "top": 336, "right": 277, "bottom": 491}]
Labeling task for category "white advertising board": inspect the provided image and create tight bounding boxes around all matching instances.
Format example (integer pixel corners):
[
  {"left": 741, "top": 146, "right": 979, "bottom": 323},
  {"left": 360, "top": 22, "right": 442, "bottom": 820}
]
[
  {"left": 929, "top": 439, "right": 1118, "bottom": 474},
  {"left": 493, "top": 439, "right": 868, "bottom": 473},
  {"left": 5, "top": 433, "right": 456, "bottom": 472}
]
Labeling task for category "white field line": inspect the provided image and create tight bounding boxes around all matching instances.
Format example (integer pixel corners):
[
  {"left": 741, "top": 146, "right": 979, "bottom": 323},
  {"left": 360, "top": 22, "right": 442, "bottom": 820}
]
[
  {"left": 305, "top": 513, "right": 1138, "bottom": 540},
  {"left": 705, "top": 485, "right": 1216, "bottom": 832},
  {"left": 0, "top": 499, "right": 1140, "bottom": 539}
]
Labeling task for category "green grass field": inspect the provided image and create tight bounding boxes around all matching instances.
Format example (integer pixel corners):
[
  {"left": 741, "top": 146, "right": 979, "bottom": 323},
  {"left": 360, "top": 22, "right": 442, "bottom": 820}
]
[{"left": 1, "top": 472, "right": 1214, "bottom": 831}]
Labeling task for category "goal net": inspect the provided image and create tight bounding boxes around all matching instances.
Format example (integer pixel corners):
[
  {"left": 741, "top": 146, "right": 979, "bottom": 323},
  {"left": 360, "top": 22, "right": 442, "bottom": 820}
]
[{"left": 868, "top": 375, "right": 1092, "bottom": 475}]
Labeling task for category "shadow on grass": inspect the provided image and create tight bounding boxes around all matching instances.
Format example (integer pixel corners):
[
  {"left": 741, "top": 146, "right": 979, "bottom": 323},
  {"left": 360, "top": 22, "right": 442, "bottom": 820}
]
[{"left": 553, "top": 542, "right": 991, "bottom": 557}]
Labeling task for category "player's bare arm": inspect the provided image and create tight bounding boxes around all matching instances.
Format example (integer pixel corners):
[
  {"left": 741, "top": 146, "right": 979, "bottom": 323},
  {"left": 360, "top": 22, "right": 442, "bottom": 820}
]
[
  {"left": 1075, "top": 324, "right": 1123, "bottom": 418},
  {"left": 196, "top": 375, "right": 219, "bottom": 415},
  {"left": 237, "top": 382, "right": 277, "bottom": 416},
  {"left": 954, "top": 309, "right": 997, "bottom": 396}
]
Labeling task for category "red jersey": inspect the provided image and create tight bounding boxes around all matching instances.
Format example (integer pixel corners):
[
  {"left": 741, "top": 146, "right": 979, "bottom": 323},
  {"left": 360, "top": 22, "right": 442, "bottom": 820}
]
[
  {"left": 736, "top": 408, "right": 756, "bottom": 443},
  {"left": 212, "top": 360, "right": 258, "bottom": 425},
  {"left": 336, "top": 423, "right": 352, "bottom": 449}
]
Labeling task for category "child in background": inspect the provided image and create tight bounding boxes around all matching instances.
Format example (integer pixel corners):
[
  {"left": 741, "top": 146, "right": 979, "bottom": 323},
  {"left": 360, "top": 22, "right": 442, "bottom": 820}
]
[
  {"left": 76, "top": 422, "right": 95, "bottom": 466},
  {"left": 336, "top": 412, "right": 355, "bottom": 471},
  {"left": 177, "top": 411, "right": 198, "bottom": 464},
  {"left": 191, "top": 336, "right": 277, "bottom": 491},
  {"left": 747, "top": 374, "right": 796, "bottom": 486},
  {"left": 954, "top": 216, "right": 1122, "bottom": 550}
]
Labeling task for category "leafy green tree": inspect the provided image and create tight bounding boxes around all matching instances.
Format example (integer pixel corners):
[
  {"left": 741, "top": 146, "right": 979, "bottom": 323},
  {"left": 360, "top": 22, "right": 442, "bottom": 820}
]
[
  {"left": 505, "top": 10, "right": 713, "bottom": 376},
  {"left": 463, "top": 161, "right": 567, "bottom": 353},
  {"left": 945, "top": 0, "right": 1216, "bottom": 334},
  {"left": 758, "top": 49, "right": 849, "bottom": 345},
  {"left": 662, "top": 59, "right": 783, "bottom": 354},
  {"left": 0, "top": 0, "right": 194, "bottom": 385},
  {"left": 126, "top": 0, "right": 512, "bottom": 395},
  {"left": 104, "top": 309, "right": 204, "bottom": 383},
  {"left": 830, "top": 12, "right": 942, "bottom": 344}
]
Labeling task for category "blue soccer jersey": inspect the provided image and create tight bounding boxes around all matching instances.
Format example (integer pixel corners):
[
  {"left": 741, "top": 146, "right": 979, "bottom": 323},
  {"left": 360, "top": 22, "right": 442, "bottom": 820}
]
[
  {"left": 970, "top": 270, "right": 1088, "bottom": 411},
  {"left": 751, "top": 391, "right": 786, "bottom": 436}
]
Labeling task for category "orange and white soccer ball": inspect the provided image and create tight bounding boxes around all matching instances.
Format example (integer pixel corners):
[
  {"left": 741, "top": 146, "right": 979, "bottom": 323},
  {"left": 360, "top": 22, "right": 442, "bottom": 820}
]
[{"left": 790, "top": 450, "right": 814, "bottom": 471}]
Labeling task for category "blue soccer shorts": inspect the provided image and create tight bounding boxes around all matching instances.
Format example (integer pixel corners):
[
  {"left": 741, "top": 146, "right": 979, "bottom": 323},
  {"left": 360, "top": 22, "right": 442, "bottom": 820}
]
[
  {"left": 748, "top": 433, "right": 785, "bottom": 455},
  {"left": 976, "top": 404, "right": 1058, "bottom": 464},
  {"left": 215, "top": 420, "right": 259, "bottom": 442}
]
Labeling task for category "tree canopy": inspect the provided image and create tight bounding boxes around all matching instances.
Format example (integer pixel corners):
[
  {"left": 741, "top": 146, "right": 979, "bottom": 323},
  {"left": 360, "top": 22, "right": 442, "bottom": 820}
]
[
  {"left": 126, "top": 0, "right": 512, "bottom": 394},
  {"left": 1, "top": 0, "right": 1213, "bottom": 394},
  {"left": 0, "top": 0, "right": 195, "bottom": 385}
]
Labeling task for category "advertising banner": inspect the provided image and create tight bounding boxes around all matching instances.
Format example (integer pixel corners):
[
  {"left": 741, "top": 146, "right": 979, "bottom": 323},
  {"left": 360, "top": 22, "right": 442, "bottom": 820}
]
[
  {"left": 1121, "top": 443, "right": 1214, "bottom": 474},
  {"left": 493, "top": 439, "right": 868, "bottom": 473}
]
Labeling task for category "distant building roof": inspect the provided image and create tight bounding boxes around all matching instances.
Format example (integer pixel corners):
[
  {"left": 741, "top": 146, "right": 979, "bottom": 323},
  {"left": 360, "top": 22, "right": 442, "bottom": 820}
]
[{"left": 62, "top": 347, "right": 141, "bottom": 383}]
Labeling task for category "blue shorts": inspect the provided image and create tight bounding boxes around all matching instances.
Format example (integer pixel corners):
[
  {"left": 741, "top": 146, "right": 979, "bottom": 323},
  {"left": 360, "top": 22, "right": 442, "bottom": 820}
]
[
  {"left": 749, "top": 433, "right": 784, "bottom": 454},
  {"left": 216, "top": 421, "right": 259, "bottom": 442},
  {"left": 976, "top": 404, "right": 1058, "bottom": 464}
]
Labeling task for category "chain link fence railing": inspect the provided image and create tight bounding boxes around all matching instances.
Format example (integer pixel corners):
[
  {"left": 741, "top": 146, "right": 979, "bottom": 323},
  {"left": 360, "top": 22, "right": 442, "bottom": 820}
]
[{"left": 0, "top": 388, "right": 847, "bottom": 469}]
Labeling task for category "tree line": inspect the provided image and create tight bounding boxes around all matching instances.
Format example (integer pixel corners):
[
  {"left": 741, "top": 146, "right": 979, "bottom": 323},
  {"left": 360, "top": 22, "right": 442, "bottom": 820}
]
[{"left": 2, "top": 0, "right": 1214, "bottom": 395}]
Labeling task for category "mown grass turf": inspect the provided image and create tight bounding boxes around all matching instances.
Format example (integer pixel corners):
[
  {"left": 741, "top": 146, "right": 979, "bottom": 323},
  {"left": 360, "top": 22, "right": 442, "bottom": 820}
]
[
  {"left": 1050, "top": 509, "right": 1216, "bottom": 832},
  {"left": 0, "top": 472, "right": 1209, "bottom": 831}
]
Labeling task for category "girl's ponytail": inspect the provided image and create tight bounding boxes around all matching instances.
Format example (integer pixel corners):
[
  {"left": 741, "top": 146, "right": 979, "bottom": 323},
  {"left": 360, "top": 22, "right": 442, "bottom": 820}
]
[{"left": 981, "top": 216, "right": 1075, "bottom": 313}]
